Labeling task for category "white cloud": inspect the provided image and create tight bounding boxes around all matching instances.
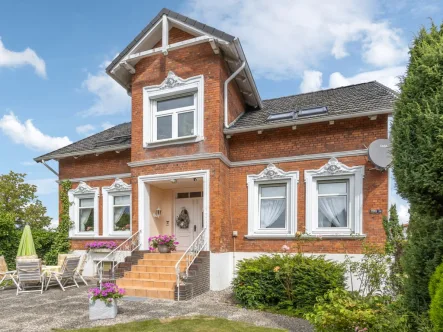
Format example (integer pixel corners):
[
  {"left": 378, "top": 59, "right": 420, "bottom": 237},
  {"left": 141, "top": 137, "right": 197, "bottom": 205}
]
[
  {"left": 186, "top": 0, "right": 408, "bottom": 79},
  {"left": 0, "top": 38, "right": 47, "bottom": 78},
  {"left": 397, "top": 203, "right": 410, "bottom": 224},
  {"left": 329, "top": 66, "right": 405, "bottom": 90},
  {"left": 80, "top": 61, "right": 130, "bottom": 116},
  {"left": 101, "top": 122, "right": 114, "bottom": 130},
  {"left": 76, "top": 124, "right": 95, "bottom": 136},
  {"left": 0, "top": 112, "right": 72, "bottom": 152},
  {"left": 300, "top": 70, "right": 323, "bottom": 93},
  {"left": 27, "top": 178, "right": 58, "bottom": 196}
]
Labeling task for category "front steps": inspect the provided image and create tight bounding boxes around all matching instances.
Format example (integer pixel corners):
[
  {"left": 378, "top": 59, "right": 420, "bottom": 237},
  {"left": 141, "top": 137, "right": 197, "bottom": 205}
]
[{"left": 116, "top": 252, "right": 184, "bottom": 300}]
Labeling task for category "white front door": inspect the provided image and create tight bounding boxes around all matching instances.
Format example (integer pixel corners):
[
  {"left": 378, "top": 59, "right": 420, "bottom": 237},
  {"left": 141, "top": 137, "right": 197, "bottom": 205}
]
[{"left": 175, "top": 195, "right": 203, "bottom": 251}]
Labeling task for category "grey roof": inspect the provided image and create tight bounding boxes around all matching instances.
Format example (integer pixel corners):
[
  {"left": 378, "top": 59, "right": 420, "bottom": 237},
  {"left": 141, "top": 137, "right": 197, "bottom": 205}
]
[
  {"left": 35, "top": 81, "right": 396, "bottom": 162},
  {"left": 228, "top": 81, "right": 397, "bottom": 132},
  {"left": 34, "top": 122, "right": 131, "bottom": 162},
  {"left": 106, "top": 8, "right": 235, "bottom": 75}
]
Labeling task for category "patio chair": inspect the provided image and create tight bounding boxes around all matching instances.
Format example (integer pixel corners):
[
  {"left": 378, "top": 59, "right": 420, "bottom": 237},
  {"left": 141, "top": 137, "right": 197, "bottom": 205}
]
[
  {"left": 15, "top": 258, "right": 45, "bottom": 295},
  {"left": 74, "top": 254, "right": 88, "bottom": 286},
  {"left": 0, "top": 256, "right": 18, "bottom": 289},
  {"left": 45, "top": 256, "right": 80, "bottom": 291}
]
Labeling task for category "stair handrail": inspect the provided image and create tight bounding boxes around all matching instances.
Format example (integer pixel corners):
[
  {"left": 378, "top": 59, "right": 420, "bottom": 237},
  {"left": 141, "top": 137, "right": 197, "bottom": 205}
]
[
  {"left": 175, "top": 227, "right": 207, "bottom": 301},
  {"left": 96, "top": 229, "right": 142, "bottom": 288}
]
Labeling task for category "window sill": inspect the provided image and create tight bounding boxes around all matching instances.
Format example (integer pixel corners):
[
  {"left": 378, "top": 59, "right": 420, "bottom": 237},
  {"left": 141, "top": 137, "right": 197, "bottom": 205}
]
[
  {"left": 245, "top": 234, "right": 296, "bottom": 240},
  {"left": 145, "top": 136, "right": 204, "bottom": 148},
  {"left": 301, "top": 234, "right": 367, "bottom": 240},
  {"left": 69, "top": 235, "right": 130, "bottom": 240}
]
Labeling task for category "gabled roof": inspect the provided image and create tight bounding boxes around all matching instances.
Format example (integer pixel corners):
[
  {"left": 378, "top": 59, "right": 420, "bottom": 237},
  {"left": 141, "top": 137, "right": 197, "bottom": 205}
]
[
  {"left": 35, "top": 82, "right": 396, "bottom": 162},
  {"left": 106, "top": 8, "right": 235, "bottom": 72},
  {"left": 34, "top": 122, "right": 131, "bottom": 162},
  {"left": 106, "top": 8, "right": 261, "bottom": 109},
  {"left": 226, "top": 81, "right": 397, "bottom": 134}
]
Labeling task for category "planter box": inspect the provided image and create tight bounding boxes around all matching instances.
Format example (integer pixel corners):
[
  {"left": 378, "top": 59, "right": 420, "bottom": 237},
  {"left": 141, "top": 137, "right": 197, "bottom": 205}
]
[
  {"left": 89, "top": 299, "right": 118, "bottom": 320},
  {"left": 90, "top": 249, "right": 112, "bottom": 253}
]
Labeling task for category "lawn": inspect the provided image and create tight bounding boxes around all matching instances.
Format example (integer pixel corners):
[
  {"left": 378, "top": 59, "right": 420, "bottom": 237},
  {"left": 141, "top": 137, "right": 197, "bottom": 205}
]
[{"left": 57, "top": 316, "right": 285, "bottom": 331}]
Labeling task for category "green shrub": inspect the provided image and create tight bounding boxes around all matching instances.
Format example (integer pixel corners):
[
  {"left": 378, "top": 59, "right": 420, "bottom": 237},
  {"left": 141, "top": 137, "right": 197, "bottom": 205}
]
[
  {"left": 305, "top": 288, "right": 408, "bottom": 332},
  {"left": 430, "top": 263, "right": 443, "bottom": 331},
  {"left": 429, "top": 262, "right": 443, "bottom": 300},
  {"left": 232, "top": 254, "right": 345, "bottom": 313}
]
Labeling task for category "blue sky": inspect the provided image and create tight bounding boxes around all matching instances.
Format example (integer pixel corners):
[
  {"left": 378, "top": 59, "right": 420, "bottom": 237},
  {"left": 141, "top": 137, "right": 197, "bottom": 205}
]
[{"left": 0, "top": 0, "right": 441, "bottom": 225}]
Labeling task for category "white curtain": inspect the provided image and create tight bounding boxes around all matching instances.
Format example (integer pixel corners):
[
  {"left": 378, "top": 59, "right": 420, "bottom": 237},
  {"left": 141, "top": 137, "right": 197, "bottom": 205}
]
[
  {"left": 80, "top": 209, "right": 92, "bottom": 231},
  {"left": 260, "top": 199, "right": 285, "bottom": 228},
  {"left": 318, "top": 197, "right": 346, "bottom": 227},
  {"left": 114, "top": 207, "right": 126, "bottom": 226}
]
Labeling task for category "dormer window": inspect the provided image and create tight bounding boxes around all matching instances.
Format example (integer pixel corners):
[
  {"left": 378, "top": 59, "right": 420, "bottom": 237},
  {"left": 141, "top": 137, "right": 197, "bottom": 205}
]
[{"left": 143, "top": 71, "right": 204, "bottom": 147}]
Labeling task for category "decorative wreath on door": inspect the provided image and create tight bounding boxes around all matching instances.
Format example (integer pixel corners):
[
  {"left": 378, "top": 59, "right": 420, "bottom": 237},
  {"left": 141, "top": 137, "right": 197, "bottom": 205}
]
[{"left": 176, "top": 207, "right": 190, "bottom": 229}]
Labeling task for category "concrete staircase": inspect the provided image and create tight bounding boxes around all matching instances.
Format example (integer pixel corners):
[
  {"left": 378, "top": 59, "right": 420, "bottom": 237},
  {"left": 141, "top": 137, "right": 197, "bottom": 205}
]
[{"left": 116, "top": 252, "right": 186, "bottom": 300}]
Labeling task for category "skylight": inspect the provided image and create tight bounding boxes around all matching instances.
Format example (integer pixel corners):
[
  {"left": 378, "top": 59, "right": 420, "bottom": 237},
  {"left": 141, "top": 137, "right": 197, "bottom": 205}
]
[
  {"left": 267, "top": 111, "right": 295, "bottom": 121},
  {"left": 297, "top": 106, "right": 328, "bottom": 117}
]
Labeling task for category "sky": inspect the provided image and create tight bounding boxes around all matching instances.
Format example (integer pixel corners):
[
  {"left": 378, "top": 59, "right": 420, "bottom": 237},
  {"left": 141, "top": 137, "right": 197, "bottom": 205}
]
[{"left": 1, "top": 0, "right": 441, "bottom": 226}]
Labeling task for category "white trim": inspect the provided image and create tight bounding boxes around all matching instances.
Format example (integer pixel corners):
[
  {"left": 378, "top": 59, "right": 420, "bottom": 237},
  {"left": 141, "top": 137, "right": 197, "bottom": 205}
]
[
  {"left": 162, "top": 14, "right": 169, "bottom": 55},
  {"left": 143, "top": 72, "right": 204, "bottom": 147},
  {"left": 247, "top": 164, "right": 299, "bottom": 236},
  {"left": 128, "top": 149, "right": 368, "bottom": 168},
  {"left": 102, "top": 179, "right": 132, "bottom": 237},
  {"left": 138, "top": 170, "right": 210, "bottom": 250},
  {"left": 66, "top": 173, "right": 131, "bottom": 183},
  {"left": 305, "top": 158, "right": 365, "bottom": 236},
  {"left": 35, "top": 144, "right": 131, "bottom": 162},
  {"left": 68, "top": 182, "right": 99, "bottom": 238},
  {"left": 224, "top": 108, "right": 393, "bottom": 135}
]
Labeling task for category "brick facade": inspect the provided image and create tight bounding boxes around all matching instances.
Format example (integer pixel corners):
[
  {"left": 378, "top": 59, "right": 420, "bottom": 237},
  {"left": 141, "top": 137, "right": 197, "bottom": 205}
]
[{"left": 59, "top": 27, "right": 389, "bottom": 256}]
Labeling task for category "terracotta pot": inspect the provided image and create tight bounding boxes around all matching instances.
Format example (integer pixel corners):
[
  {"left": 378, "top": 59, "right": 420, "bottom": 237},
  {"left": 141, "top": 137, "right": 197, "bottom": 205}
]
[{"left": 158, "top": 244, "right": 171, "bottom": 253}]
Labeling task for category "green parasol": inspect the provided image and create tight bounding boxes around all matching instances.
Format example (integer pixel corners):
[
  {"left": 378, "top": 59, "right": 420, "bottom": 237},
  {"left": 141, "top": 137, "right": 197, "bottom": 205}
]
[{"left": 17, "top": 225, "right": 37, "bottom": 257}]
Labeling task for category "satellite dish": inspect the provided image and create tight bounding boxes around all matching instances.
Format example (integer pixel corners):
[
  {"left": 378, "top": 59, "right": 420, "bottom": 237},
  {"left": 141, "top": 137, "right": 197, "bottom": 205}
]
[{"left": 368, "top": 139, "right": 392, "bottom": 170}]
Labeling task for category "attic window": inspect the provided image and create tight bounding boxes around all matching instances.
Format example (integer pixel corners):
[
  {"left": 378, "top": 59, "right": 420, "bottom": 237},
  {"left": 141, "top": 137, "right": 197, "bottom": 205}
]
[
  {"left": 267, "top": 111, "right": 295, "bottom": 121},
  {"left": 297, "top": 106, "right": 328, "bottom": 117},
  {"left": 94, "top": 135, "right": 131, "bottom": 148}
]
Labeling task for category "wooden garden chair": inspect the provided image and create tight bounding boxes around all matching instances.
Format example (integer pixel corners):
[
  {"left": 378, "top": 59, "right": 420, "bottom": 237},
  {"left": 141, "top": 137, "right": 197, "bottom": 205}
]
[
  {"left": 15, "top": 257, "right": 45, "bottom": 295},
  {"left": 0, "top": 256, "right": 18, "bottom": 289}
]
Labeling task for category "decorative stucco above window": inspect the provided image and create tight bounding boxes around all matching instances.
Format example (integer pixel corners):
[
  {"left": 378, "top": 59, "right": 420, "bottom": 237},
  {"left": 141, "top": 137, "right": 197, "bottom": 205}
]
[
  {"left": 246, "top": 164, "right": 298, "bottom": 239},
  {"left": 68, "top": 182, "right": 99, "bottom": 238},
  {"left": 143, "top": 71, "right": 204, "bottom": 147},
  {"left": 305, "top": 158, "right": 365, "bottom": 237},
  {"left": 102, "top": 178, "right": 132, "bottom": 237}
]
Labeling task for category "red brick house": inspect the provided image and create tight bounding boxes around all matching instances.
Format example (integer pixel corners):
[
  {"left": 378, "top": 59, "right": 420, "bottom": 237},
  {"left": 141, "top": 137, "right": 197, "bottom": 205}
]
[{"left": 35, "top": 8, "right": 395, "bottom": 299}]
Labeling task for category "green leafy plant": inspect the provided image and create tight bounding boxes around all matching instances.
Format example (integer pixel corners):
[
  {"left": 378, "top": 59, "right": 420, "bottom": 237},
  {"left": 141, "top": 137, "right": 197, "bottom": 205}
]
[
  {"left": 346, "top": 243, "right": 390, "bottom": 295},
  {"left": 44, "top": 180, "right": 73, "bottom": 265},
  {"left": 382, "top": 205, "right": 406, "bottom": 295},
  {"left": 305, "top": 288, "right": 408, "bottom": 332},
  {"left": 232, "top": 253, "right": 345, "bottom": 314},
  {"left": 429, "top": 263, "right": 443, "bottom": 331}
]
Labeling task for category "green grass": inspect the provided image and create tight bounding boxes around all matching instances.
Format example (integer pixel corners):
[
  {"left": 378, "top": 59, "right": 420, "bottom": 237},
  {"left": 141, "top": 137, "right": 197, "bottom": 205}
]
[{"left": 56, "top": 316, "right": 285, "bottom": 331}]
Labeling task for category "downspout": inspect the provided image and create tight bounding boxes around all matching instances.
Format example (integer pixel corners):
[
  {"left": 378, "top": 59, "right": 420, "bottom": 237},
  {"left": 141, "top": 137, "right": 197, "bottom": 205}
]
[
  {"left": 40, "top": 160, "right": 59, "bottom": 177},
  {"left": 224, "top": 61, "right": 246, "bottom": 128}
]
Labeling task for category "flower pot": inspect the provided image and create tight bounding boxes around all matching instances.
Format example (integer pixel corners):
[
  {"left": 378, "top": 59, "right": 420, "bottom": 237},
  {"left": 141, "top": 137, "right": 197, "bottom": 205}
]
[
  {"left": 90, "top": 249, "right": 112, "bottom": 253},
  {"left": 89, "top": 299, "right": 118, "bottom": 320},
  {"left": 158, "top": 244, "right": 171, "bottom": 253}
]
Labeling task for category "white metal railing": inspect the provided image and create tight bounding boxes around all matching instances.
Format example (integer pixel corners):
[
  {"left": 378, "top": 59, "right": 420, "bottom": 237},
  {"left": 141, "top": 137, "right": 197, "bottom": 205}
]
[
  {"left": 96, "top": 229, "right": 142, "bottom": 288},
  {"left": 175, "top": 228, "right": 207, "bottom": 301}
]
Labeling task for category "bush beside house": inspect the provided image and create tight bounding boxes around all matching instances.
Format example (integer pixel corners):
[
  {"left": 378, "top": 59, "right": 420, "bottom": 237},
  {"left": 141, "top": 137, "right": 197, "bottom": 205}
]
[{"left": 233, "top": 253, "right": 345, "bottom": 314}]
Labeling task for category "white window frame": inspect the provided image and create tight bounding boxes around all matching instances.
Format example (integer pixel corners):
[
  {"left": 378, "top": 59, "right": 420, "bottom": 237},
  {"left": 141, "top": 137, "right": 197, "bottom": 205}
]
[
  {"left": 246, "top": 164, "right": 298, "bottom": 238},
  {"left": 102, "top": 179, "right": 132, "bottom": 237},
  {"left": 305, "top": 158, "right": 365, "bottom": 236},
  {"left": 68, "top": 182, "right": 99, "bottom": 238},
  {"left": 143, "top": 71, "right": 204, "bottom": 147}
]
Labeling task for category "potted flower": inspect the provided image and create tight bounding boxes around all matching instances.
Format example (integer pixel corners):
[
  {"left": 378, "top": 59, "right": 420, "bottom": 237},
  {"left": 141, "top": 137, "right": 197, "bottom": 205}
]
[
  {"left": 148, "top": 235, "right": 178, "bottom": 253},
  {"left": 88, "top": 283, "right": 124, "bottom": 320},
  {"left": 85, "top": 241, "right": 118, "bottom": 253}
]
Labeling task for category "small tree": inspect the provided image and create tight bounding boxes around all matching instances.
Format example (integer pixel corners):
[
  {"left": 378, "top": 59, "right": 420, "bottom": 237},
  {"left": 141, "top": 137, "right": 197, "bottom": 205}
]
[
  {"left": 0, "top": 172, "right": 54, "bottom": 268},
  {"left": 382, "top": 205, "right": 406, "bottom": 294}
]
